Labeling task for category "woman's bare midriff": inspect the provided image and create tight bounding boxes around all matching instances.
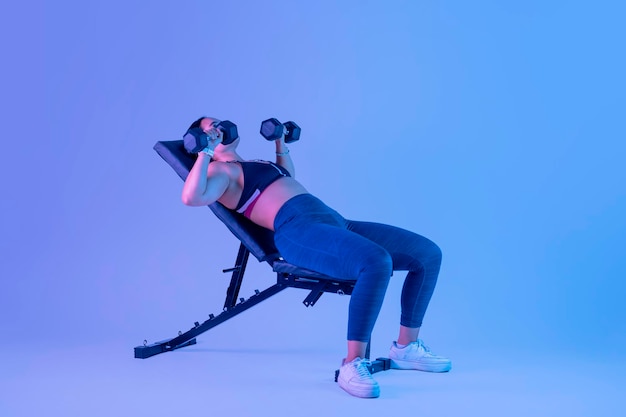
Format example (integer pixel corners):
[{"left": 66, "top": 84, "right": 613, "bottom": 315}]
[{"left": 247, "top": 177, "right": 309, "bottom": 230}]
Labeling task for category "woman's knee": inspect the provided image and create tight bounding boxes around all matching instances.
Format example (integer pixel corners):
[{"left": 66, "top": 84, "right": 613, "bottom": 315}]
[
  {"left": 360, "top": 245, "right": 393, "bottom": 276},
  {"left": 406, "top": 238, "right": 442, "bottom": 272},
  {"left": 428, "top": 240, "right": 443, "bottom": 265}
]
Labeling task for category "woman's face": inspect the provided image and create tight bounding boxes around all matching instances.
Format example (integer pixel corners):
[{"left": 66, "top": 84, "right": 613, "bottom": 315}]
[{"left": 200, "top": 117, "right": 220, "bottom": 133}]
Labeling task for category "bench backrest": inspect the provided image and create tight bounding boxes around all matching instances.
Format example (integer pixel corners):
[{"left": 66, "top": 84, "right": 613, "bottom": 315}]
[{"left": 153, "top": 140, "right": 281, "bottom": 263}]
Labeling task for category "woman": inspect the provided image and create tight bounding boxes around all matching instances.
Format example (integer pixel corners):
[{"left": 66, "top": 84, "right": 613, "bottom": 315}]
[{"left": 181, "top": 116, "right": 451, "bottom": 398}]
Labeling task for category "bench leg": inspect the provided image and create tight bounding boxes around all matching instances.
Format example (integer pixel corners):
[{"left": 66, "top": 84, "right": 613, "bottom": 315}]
[{"left": 134, "top": 283, "right": 286, "bottom": 359}]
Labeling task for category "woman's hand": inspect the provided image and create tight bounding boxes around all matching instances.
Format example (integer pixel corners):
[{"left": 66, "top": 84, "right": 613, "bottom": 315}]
[
  {"left": 275, "top": 126, "right": 289, "bottom": 152},
  {"left": 182, "top": 127, "right": 230, "bottom": 206},
  {"left": 282, "top": 125, "right": 289, "bottom": 141},
  {"left": 209, "top": 128, "right": 224, "bottom": 148},
  {"left": 201, "top": 128, "right": 223, "bottom": 154}
]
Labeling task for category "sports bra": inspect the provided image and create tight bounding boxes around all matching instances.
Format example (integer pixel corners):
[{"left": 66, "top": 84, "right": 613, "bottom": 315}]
[{"left": 231, "top": 160, "right": 291, "bottom": 217}]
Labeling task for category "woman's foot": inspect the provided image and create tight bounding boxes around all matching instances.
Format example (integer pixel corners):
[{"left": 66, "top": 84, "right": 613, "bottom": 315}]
[
  {"left": 337, "top": 357, "right": 380, "bottom": 398},
  {"left": 389, "top": 340, "right": 452, "bottom": 372}
]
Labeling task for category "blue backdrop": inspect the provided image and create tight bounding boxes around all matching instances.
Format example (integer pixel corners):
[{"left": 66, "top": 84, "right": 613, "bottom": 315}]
[{"left": 3, "top": 0, "right": 625, "bottom": 365}]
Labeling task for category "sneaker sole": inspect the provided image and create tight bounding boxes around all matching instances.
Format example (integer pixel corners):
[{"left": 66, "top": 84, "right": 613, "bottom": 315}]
[
  {"left": 337, "top": 379, "right": 381, "bottom": 398},
  {"left": 390, "top": 359, "right": 452, "bottom": 373}
]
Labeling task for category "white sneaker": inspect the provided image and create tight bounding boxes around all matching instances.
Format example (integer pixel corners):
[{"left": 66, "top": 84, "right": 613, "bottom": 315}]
[
  {"left": 337, "top": 357, "right": 380, "bottom": 398},
  {"left": 389, "top": 340, "right": 452, "bottom": 372}
]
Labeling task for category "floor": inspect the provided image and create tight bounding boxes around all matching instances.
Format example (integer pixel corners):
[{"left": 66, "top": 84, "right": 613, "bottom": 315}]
[{"left": 1, "top": 336, "right": 623, "bottom": 417}]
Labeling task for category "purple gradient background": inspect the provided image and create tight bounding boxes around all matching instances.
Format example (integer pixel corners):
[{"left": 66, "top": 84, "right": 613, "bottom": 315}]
[{"left": 2, "top": 1, "right": 625, "bottom": 415}]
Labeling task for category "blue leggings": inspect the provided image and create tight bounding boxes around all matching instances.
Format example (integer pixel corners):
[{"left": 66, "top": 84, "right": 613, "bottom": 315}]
[{"left": 273, "top": 194, "right": 442, "bottom": 342}]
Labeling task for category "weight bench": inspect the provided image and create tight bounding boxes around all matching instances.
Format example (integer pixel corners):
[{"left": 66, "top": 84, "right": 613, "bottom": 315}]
[{"left": 134, "top": 140, "right": 391, "bottom": 379}]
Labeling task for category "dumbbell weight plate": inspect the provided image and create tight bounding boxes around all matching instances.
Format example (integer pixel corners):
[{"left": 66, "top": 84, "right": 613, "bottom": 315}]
[
  {"left": 183, "top": 127, "right": 209, "bottom": 153},
  {"left": 260, "top": 118, "right": 283, "bottom": 141},
  {"left": 283, "top": 121, "right": 301, "bottom": 143},
  {"left": 216, "top": 120, "right": 239, "bottom": 145}
]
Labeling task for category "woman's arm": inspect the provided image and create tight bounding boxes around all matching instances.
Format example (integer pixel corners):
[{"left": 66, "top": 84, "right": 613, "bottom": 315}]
[
  {"left": 181, "top": 153, "right": 230, "bottom": 206},
  {"left": 275, "top": 134, "right": 295, "bottom": 177}
]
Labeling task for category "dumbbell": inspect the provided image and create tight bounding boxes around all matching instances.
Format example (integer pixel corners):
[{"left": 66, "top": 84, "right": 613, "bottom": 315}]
[
  {"left": 183, "top": 120, "right": 239, "bottom": 153},
  {"left": 260, "top": 118, "right": 301, "bottom": 143}
]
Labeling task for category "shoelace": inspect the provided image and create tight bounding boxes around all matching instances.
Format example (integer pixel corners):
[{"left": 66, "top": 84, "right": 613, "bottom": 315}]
[
  {"left": 354, "top": 359, "right": 373, "bottom": 378},
  {"left": 414, "top": 340, "right": 435, "bottom": 356}
]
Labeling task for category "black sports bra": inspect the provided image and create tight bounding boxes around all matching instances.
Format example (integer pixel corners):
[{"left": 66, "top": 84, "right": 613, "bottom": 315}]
[{"left": 232, "top": 160, "right": 291, "bottom": 215}]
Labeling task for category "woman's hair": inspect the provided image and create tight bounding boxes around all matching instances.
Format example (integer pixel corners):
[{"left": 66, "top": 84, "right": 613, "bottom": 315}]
[{"left": 188, "top": 116, "right": 207, "bottom": 131}]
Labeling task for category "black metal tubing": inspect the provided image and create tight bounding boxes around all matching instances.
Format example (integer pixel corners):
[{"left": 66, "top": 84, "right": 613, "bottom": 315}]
[
  {"left": 277, "top": 273, "right": 355, "bottom": 300},
  {"left": 302, "top": 280, "right": 327, "bottom": 307},
  {"left": 134, "top": 283, "right": 286, "bottom": 359},
  {"left": 134, "top": 338, "right": 197, "bottom": 359},
  {"left": 334, "top": 358, "right": 392, "bottom": 382},
  {"left": 135, "top": 244, "right": 391, "bottom": 380},
  {"left": 369, "top": 357, "right": 392, "bottom": 374},
  {"left": 223, "top": 243, "right": 250, "bottom": 310},
  {"left": 135, "top": 270, "right": 355, "bottom": 358}
]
